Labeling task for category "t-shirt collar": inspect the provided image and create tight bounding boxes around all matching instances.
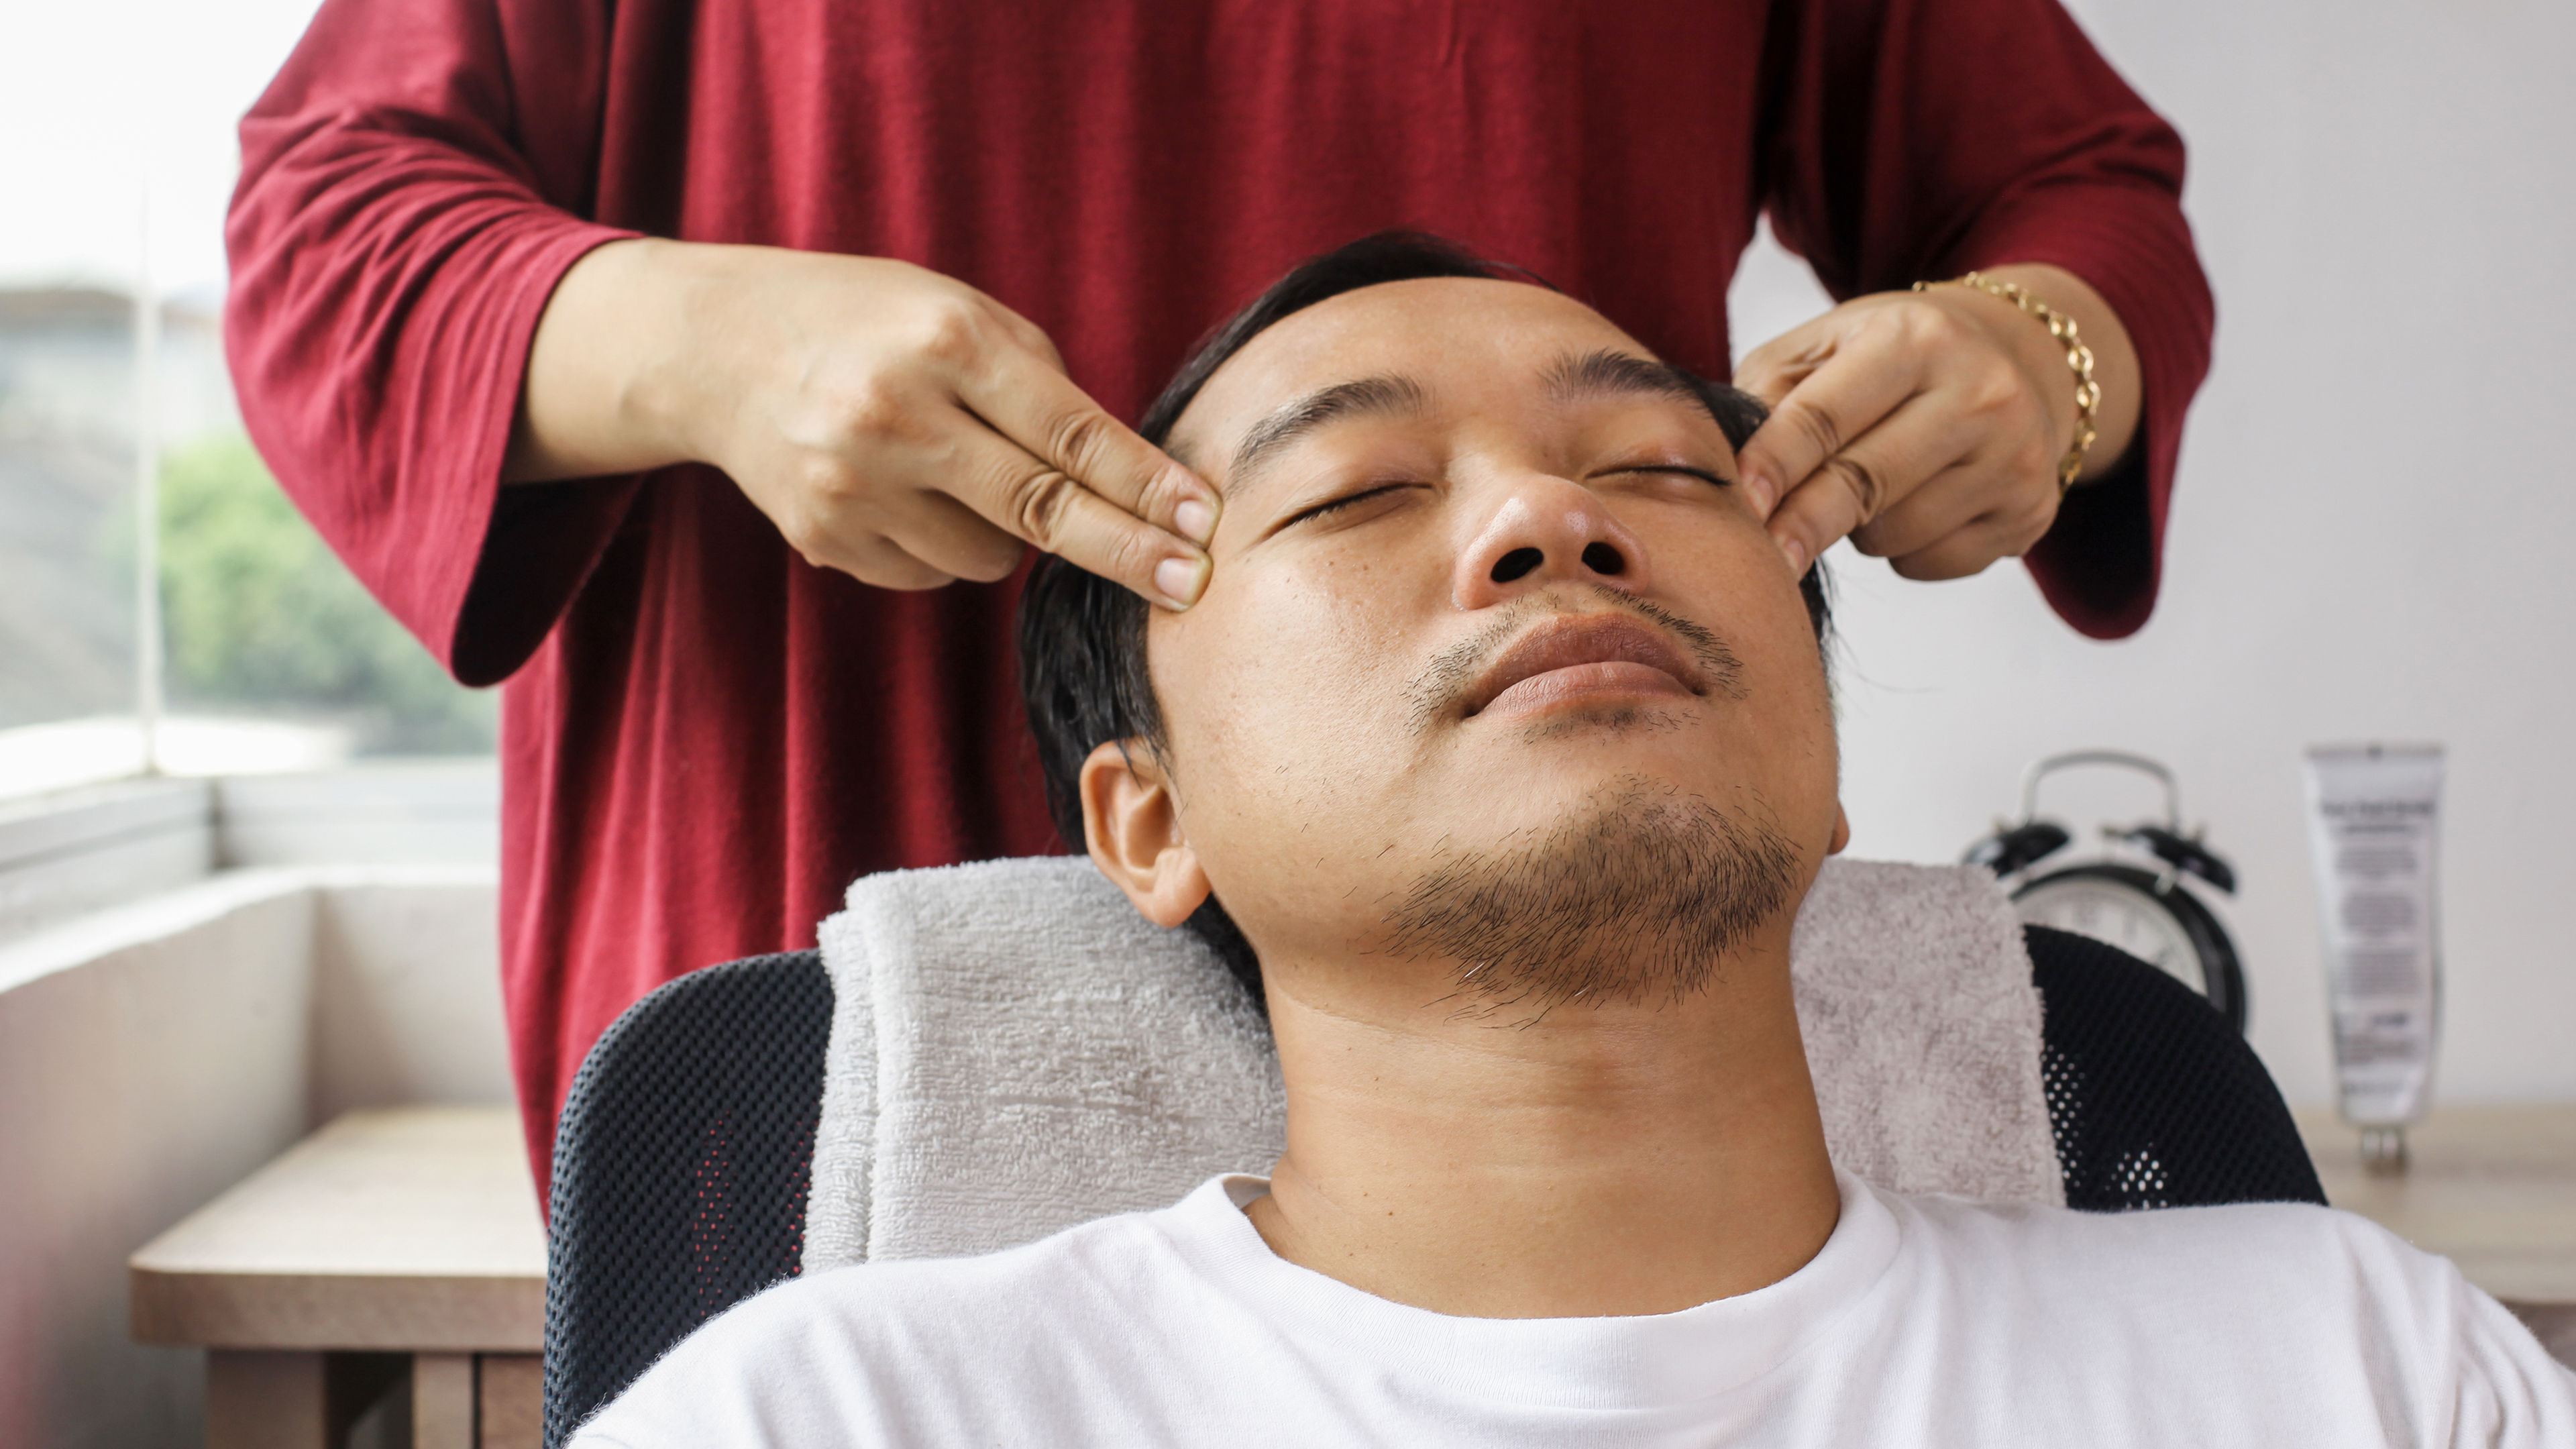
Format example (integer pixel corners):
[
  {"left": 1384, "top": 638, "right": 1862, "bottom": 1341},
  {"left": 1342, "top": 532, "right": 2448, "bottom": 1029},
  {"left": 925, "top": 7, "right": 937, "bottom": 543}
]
[{"left": 1161, "top": 1169, "right": 1903, "bottom": 1411}]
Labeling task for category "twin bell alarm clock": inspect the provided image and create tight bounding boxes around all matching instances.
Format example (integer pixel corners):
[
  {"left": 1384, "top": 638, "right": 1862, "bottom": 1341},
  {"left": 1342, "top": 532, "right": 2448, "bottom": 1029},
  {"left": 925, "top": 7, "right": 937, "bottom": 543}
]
[{"left": 1963, "top": 750, "right": 2247, "bottom": 1032}]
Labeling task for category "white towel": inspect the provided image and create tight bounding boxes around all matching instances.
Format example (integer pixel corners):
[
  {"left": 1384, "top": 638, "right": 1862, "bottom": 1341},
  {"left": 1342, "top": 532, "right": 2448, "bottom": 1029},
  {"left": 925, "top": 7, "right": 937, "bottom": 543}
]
[{"left": 805, "top": 855, "right": 2057, "bottom": 1273}]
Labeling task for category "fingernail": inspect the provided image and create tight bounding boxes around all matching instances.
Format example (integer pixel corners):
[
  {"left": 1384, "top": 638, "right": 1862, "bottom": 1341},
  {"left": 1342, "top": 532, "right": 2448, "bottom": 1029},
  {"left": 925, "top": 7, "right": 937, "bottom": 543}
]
[
  {"left": 1155, "top": 553, "right": 1210, "bottom": 608},
  {"left": 1778, "top": 536, "right": 1809, "bottom": 576},
  {"left": 1742, "top": 469, "right": 1777, "bottom": 516},
  {"left": 1175, "top": 496, "right": 1217, "bottom": 545}
]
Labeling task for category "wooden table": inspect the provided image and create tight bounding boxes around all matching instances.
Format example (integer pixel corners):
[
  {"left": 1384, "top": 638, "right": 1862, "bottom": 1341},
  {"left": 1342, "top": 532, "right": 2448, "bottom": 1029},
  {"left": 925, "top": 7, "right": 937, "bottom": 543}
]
[
  {"left": 2296, "top": 1105, "right": 2576, "bottom": 1366},
  {"left": 131, "top": 1107, "right": 545, "bottom": 1448}
]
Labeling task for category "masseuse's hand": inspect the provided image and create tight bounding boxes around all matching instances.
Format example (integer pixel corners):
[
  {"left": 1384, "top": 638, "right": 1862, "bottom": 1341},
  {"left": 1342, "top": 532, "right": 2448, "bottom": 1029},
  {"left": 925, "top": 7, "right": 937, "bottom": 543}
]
[
  {"left": 1732, "top": 263, "right": 2139, "bottom": 581},
  {"left": 504, "top": 239, "right": 1220, "bottom": 608}
]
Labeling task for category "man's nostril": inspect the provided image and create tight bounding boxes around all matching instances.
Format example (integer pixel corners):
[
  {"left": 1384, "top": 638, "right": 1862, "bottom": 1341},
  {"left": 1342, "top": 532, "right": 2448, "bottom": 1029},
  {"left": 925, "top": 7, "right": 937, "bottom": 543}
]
[
  {"left": 1492, "top": 547, "right": 1544, "bottom": 584},
  {"left": 1581, "top": 542, "right": 1627, "bottom": 576}
]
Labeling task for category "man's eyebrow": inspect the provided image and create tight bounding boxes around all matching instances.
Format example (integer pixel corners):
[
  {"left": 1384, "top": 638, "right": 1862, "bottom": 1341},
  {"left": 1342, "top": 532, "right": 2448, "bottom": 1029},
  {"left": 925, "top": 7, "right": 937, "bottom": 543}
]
[
  {"left": 1542, "top": 348, "right": 1713, "bottom": 413},
  {"left": 1223, "top": 374, "right": 1428, "bottom": 498}
]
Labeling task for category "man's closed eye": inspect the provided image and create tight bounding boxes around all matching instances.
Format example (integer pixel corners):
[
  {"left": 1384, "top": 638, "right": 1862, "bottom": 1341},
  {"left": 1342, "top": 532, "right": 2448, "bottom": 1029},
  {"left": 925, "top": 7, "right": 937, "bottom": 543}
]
[
  {"left": 1278, "top": 482, "right": 1422, "bottom": 531},
  {"left": 1597, "top": 464, "right": 1733, "bottom": 489}
]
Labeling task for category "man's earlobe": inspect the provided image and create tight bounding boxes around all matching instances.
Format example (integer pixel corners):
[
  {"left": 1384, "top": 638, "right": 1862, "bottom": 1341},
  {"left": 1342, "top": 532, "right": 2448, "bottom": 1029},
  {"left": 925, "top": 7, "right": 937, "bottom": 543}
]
[
  {"left": 1079, "top": 739, "right": 1213, "bottom": 928},
  {"left": 1829, "top": 804, "right": 1851, "bottom": 856}
]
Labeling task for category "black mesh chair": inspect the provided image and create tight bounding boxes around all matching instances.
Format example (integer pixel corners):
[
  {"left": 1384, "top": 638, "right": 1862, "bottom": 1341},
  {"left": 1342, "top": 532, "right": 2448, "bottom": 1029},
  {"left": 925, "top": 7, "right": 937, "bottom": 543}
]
[
  {"left": 543, "top": 951, "right": 835, "bottom": 1447},
  {"left": 541, "top": 924, "right": 2324, "bottom": 1444}
]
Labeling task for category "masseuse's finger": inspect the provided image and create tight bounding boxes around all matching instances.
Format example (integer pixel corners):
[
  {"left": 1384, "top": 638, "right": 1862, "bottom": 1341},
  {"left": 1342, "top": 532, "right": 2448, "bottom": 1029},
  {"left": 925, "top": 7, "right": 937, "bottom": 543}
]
[
  {"left": 1762, "top": 453, "right": 1882, "bottom": 580},
  {"left": 1756, "top": 377, "right": 1965, "bottom": 576},
  {"left": 1809, "top": 396, "right": 1996, "bottom": 559},
  {"left": 870, "top": 483, "right": 1033, "bottom": 584},
  {"left": 953, "top": 341, "right": 1219, "bottom": 608},
  {"left": 766, "top": 451, "right": 991, "bottom": 590},
  {"left": 1884, "top": 506, "right": 2054, "bottom": 582},
  {"left": 923, "top": 418, "right": 1208, "bottom": 594},
  {"left": 809, "top": 522, "right": 964, "bottom": 593},
  {"left": 1733, "top": 322, "right": 1925, "bottom": 541},
  {"left": 979, "top": 294, "right": 1073, "bottom": 376},
  {"left": 1845, "top": 461, "right": 2004, "bottom": 561},
  {"left": 961, "top": 342, "right": 1214, "bottom": 536},
  {"left": 1851, "top": 445, "right": 2057, "bottom": 566},
  {"left": 1731, "top": 313, "right": 1838, "bottom": 410},
  {"left": 1729, "top": 323, "right": 1833, "bottom": 517}
]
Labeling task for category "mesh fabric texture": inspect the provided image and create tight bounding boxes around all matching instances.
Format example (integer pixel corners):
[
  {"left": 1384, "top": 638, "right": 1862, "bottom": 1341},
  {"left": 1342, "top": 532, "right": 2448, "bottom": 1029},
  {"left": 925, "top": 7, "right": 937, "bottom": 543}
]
[
  {"left": 543, "top": 951, "right": 832, "bottom": 1448},
  {"left": 2029, "top": 925, "right": 2326, "bottom": 1211},
  {"left": 542, "top": 928, "right": 2326, "bottom": 1438}
]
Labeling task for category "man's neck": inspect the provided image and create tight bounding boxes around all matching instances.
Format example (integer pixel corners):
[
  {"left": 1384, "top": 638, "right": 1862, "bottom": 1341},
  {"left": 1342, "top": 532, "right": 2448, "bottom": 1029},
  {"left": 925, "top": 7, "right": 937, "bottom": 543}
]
[{"left": 1244, "top": 926, "right": 1840, "bottom": 1320}]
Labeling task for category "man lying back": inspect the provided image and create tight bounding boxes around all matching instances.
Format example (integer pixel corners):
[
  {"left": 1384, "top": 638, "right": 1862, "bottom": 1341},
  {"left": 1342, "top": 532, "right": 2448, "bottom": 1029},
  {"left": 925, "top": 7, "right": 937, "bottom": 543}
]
[{"left": 576, "top": 234, "right": 2574, "bottom": 1447}]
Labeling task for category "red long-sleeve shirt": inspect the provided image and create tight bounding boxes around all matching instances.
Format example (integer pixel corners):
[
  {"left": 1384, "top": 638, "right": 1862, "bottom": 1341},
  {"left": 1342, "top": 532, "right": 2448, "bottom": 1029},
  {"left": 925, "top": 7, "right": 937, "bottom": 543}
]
[{"left": 227, "top": 0, "right": 2211, "bottom": 1196}]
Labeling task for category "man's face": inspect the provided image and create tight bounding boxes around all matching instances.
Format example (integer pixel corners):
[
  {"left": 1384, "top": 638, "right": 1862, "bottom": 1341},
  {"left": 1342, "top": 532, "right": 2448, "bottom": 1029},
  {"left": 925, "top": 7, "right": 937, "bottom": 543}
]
[{"left": 1142, "top": 278, "right": 1841, "bottom": 1013}]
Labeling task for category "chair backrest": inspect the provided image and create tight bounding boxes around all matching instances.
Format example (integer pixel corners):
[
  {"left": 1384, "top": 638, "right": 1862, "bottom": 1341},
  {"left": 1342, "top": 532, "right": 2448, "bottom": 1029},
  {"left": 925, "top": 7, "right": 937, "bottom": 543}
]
[
  {"left": 543, "top": 951, "right": 834, "bottom": 1448},
  {"left": 541, "top": 925, "right": 2323, "bottom": 1443},
  {"left": 2031, "top": 927, "right": 2323, "bottom": 1211}
]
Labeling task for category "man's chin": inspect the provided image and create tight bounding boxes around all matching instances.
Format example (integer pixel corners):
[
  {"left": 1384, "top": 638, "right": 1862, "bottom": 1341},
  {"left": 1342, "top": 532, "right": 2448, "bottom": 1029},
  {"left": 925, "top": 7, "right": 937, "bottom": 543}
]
[{"left": 1376, "top": 772, "right": 1803, "bottom": 1021}]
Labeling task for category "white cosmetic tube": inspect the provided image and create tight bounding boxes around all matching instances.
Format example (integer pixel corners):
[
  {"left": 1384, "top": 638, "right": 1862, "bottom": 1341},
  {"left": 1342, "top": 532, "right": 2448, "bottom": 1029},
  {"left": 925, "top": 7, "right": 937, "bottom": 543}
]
[{"left": 2302, "top": 744, "right": 2445, "bottom": 1167}]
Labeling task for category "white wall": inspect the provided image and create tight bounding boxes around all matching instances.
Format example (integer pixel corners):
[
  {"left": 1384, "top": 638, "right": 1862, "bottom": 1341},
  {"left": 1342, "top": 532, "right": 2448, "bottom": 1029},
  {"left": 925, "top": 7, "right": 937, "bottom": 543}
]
[
  {"left": 0, "top": 876, "right": 315, "bottom": 1448},
  {"left": 0, "top": 867, "right": 506, "bottom": 1449},
  {"left": 1730, "top": 0, "right": 2576, "bottom": 1106},
  {"left": 309, "top": 874, "right": 512, "bottom": 1124}
]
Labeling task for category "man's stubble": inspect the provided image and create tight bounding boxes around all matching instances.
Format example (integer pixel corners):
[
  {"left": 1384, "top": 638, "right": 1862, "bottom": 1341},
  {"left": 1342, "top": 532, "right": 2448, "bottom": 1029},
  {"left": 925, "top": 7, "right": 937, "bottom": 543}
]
[{"left": 1379, "top": 772, "right": 1799, "bottom": 1022}]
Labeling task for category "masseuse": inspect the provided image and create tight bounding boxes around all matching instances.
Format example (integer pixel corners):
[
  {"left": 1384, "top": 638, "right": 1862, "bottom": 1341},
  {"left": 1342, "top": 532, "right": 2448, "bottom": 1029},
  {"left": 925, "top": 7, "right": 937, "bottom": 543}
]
[{"left": 227, "top": 0, "right": 2208, "bottom": 1193}]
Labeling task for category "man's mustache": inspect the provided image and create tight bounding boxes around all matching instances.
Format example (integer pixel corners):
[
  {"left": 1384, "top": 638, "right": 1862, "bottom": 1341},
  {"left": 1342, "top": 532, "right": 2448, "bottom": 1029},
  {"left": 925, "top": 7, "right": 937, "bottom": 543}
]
[{"left": 1402, "top": 585, "right": 1748, "bottom": 733}]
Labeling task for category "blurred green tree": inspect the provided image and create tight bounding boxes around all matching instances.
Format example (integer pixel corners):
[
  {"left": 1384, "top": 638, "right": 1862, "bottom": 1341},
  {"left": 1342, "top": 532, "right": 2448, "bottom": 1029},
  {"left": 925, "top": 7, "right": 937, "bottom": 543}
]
[{"left": 152, "top": 433, "right": 494, "bottom": 753}]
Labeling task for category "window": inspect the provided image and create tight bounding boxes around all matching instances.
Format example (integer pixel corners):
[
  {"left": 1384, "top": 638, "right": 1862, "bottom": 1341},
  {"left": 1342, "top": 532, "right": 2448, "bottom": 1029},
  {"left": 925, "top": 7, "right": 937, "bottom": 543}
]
[{"left": 0, "top": 0, "right": 494, "bottom": 802}]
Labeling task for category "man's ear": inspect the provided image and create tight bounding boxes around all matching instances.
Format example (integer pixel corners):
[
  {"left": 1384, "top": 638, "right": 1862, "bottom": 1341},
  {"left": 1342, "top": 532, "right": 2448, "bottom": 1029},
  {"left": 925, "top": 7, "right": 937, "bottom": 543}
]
[
  {"left": 1080, "top": 739, "right": 1212, "bottom": 928},
  {"left": 1828, "top": 803, "right": 1851, "bottom": 855}
]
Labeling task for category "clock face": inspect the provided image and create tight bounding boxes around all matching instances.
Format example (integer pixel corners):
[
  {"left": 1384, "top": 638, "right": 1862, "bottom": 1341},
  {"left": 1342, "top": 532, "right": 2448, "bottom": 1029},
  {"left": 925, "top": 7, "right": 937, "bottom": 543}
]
[{"left": 2013, "top": 873, "right": 2210, "bottom": 997}]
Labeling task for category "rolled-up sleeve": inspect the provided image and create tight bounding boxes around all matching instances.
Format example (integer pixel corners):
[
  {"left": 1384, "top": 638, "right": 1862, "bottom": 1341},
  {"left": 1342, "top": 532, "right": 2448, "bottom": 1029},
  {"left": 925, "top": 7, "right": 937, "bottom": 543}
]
[
  {"left": 1758, "top": 0, "right": 2213, "bottom": 638},
  {"left": 225, "top": 0, "right": 644, "bottom": 684}
]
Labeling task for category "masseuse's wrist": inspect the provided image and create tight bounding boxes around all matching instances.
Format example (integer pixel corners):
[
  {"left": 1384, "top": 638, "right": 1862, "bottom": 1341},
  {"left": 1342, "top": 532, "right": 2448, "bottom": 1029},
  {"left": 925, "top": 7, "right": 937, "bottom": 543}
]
[
  {"left": 619, "top": 238, "right": 761, "bottom": 473},
  {"left": 508, "top": 235, "right": 713, "bottom": 482},
  {"left": 1914, "top": 272, "right": 2089, "bottom": 479},
  {"left": 1964, "top": 263, "right": 2139, "bottom": 482}
]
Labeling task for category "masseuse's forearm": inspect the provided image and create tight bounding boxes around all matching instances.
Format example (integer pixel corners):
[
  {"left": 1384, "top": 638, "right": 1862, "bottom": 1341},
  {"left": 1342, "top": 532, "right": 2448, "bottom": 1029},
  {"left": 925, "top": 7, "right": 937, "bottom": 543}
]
[
  {"left": 1962, "top": 263, "right": 2143, "bottom": 482},
  {"left": 504, "top": 237, "right": 712, "bottom": 483}
]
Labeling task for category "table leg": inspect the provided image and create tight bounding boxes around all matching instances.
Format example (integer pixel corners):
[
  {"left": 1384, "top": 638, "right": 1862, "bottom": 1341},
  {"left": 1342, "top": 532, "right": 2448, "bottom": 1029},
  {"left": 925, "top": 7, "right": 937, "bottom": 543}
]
[
  {"left": 205, "top": 1350, "right": 411, "bottom": 1449},
  {"left": 207, "top": 1350, "right": 327, "bottom": 1449},
  {"left": 478, "top": 1354, "right": 545, "bottom": 1449},
  {"left": 414, "top": 1352, "right": 476, "bottom": 1449}
]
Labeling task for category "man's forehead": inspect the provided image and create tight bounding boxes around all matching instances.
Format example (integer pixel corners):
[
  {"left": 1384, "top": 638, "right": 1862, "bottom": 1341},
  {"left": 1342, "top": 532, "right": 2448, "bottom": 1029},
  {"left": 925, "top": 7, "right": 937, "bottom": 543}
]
[
  {"left": 1170, "top": 277, "right": 1634, "bottom": 462},
  {"left": 1203, "top": 345, "right": 1732, "bottom": 501}
]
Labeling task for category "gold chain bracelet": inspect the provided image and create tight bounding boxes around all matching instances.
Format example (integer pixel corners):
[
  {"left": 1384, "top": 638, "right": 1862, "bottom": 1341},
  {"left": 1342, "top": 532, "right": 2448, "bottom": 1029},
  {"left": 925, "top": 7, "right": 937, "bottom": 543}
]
[{"left": 1912, "top": 271, "right": 2100, "bottom": 491}]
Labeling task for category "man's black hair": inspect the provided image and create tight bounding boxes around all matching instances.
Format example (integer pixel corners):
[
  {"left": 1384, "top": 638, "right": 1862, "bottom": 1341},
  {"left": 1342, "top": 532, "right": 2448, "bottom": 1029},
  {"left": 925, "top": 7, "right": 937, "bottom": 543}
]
[{"left": 1017, "top": 229, "right": 1830, "bottom": 1012}]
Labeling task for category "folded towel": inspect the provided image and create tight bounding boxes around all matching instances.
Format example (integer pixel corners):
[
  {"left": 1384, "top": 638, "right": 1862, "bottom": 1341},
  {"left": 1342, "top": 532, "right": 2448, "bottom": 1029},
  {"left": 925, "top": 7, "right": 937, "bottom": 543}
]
[{"left": 806, "top": 855, "right": 2055, "bottom": 1273}]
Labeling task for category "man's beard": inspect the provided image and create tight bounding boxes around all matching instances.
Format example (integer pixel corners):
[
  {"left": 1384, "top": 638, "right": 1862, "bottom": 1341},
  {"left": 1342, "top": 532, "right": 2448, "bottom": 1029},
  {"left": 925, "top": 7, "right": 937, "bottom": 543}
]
[{"left": 1379, "top": 775, "right": 1799, "bottom": 1021}]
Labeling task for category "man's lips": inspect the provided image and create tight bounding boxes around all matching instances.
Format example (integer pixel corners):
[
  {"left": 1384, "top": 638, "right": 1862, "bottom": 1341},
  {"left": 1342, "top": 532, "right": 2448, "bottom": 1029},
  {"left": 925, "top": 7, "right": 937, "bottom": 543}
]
[{"left": 1462, "top": 614, "right": 1705, "bottom": 720}]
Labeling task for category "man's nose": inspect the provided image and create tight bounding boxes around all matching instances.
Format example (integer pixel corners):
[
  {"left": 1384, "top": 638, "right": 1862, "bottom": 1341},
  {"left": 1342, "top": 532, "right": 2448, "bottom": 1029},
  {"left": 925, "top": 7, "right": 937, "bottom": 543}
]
[{"left": 1450, "top": 475, "right": 1651, "bottom": 610}]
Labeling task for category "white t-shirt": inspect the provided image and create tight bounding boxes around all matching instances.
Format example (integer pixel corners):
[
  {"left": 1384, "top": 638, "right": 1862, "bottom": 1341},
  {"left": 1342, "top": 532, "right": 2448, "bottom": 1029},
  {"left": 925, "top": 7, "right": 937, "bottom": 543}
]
[{"left": 574, "top": 1172, "right": 2575, "bottom": 1448}]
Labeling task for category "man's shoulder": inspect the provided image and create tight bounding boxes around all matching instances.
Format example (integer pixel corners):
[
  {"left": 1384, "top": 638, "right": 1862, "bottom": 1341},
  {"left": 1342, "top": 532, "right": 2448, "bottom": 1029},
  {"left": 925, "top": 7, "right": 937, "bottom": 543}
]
[
  {"left": 769, "top": 1210, "right": 1158, "bottom": 1328},
  {"left": 1889, "top": 1186, "right": 2575, "bottom": 1422},
  {"left": 572, "top": 1189, "right": 1223, "bottom": 1447},
  {"left": 1884, "top": 1185, "right": 2540, "bottom": 1373},
  {"left": 1862, "top": 1179, "right": 2522, "bottom": 1373},
  {"left": 707, "top": 1189, "right": 1200, "bottom": 1338},
  {"left": 1891, "top": 1182, "right": 2441, "bottom": 1286}
]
